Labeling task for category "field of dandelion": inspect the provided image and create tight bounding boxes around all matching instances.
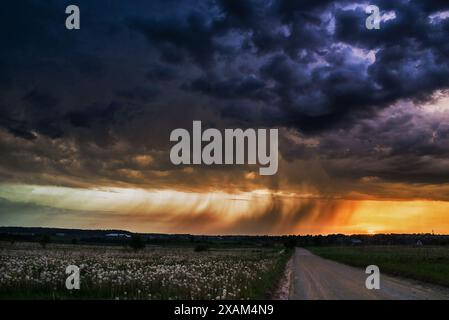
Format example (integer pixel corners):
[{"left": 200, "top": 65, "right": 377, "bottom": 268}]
[{"left": 0, "top": 242, "right": 290, "bottom": 299}]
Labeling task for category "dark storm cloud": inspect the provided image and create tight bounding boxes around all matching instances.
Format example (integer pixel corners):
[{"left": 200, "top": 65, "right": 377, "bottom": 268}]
[
  {"left": 128, "top": 0, "right": 449, "bottom": 135},
  {"left": 145, "top": 64, "right": 177, "bottom": 82},
  {"left": 2, "top": 0, "right": 449, "bottom": 195},
  {"left": 128, "top": 12, "right": 220, "bottom": 68},
  {"left": 23, "top": 90, "right": 60, "bottom": 109},
  {"left": 186, "top": 75, "right": 270, "bottom": 101}
]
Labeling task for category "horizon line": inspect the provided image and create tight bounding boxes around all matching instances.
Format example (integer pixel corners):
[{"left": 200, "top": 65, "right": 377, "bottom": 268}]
[{"left": 0, "top": 225, "right": 446, "bottom": 237}]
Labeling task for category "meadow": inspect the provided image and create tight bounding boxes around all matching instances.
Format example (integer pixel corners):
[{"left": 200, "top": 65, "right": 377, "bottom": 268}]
[
  {"left": 0, "top": 242, "right": 290, "bottom": 299},
  {"left": 309, "top": 246, "right": 449, "bottom": 287}
]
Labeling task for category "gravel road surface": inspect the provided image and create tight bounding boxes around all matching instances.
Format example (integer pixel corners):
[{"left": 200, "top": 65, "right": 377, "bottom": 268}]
[{"left": 290, "top": 248, "right": 449, "bottom": 300}]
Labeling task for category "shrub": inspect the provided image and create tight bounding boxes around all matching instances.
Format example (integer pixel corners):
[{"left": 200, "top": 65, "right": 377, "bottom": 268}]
[
  {"left": 129, "top": 234, "right": 145, "bottom": 251},
  {"left": 283, "top": 238, "right": 297, "bottom": 249},
  {"left": 39, "top": 234, "right": 51, "bottom": 248}
]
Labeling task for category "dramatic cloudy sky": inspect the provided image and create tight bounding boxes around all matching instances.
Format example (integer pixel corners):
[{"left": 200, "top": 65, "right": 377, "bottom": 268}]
[{"left": 2, "top": 0, "right": 449, "bottom": 234}]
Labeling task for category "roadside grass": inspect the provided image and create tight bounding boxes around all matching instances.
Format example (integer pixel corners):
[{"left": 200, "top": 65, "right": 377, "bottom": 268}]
[
  {"left": 308, "top": 246, "right": 449, "bottom": 288},
  {"left": 256, "top": 249, "right": 293, "bottom": 299}
]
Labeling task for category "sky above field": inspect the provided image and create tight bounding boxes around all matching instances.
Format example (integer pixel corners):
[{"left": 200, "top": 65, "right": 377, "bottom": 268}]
[{"left": 2, "top": 0, "right": 449, "bottom": 235}]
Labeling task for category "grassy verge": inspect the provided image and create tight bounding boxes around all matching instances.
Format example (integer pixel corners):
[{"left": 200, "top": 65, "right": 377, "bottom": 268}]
[
  {"left": 255, "top": 248, "right": 293, "bottom": 299},
  {"left": 308, "top": 246, "right": 449, "bottom": 288}
]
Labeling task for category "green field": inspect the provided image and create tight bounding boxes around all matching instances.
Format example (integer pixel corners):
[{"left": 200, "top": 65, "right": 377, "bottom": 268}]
[{"left": 309, "top": 246, "right": 449, "bottom": 287}]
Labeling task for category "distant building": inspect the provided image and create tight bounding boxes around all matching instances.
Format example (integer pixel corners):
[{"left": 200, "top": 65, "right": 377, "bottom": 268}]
[{"left": 105, "top": 233, "right": 131, "bottom": 238}]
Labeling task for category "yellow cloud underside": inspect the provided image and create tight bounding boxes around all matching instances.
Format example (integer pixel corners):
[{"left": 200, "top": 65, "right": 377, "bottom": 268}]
[{"left": 0, "top": 184, "right": 448, "bottom": 235}]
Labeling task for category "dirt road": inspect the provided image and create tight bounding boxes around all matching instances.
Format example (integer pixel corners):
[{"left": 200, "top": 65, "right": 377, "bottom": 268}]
[{"left": 290, "top": 248, "right": 449, "bottom": 300}]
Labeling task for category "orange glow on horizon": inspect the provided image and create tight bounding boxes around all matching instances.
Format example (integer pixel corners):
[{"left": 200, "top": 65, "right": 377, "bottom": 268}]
[{"left": 1, "top": 184, "right": 449, "bottom": 235}]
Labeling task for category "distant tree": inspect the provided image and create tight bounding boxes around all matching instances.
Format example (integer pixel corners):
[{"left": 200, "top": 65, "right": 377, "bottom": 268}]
[
  {"left": 129, "top": 234, "right": 145, "bottom": 251},
  {"left": 71, "top": 238, "right": 79, "bottom": 245},
  {"left": 39, "top": 234, "right": 51, "bottom": 248},
  {"left": 313, "top": 235, "right": 323, "bottom": 246},
  {"left": 284, "top": 238, "right": 297, "bottom": 249}
]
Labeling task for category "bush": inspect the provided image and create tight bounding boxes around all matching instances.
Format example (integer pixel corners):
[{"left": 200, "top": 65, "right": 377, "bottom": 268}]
[
  {"left": 283, "top": 238, "right": 297, "bottom": 249},
  {"left": 129, "top": 234, "right": 145, "bottom": 251},
  {"left": 39, "top": 234, "right": 51, "bottom": 248}
]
